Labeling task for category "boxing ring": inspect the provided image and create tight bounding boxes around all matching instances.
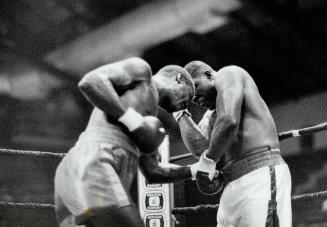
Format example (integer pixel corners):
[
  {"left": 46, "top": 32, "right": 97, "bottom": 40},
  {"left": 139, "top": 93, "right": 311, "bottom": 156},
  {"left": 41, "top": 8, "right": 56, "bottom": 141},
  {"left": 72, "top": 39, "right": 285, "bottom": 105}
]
[{"left": 0, "top": 123, "right": 327, "bottom": 226}]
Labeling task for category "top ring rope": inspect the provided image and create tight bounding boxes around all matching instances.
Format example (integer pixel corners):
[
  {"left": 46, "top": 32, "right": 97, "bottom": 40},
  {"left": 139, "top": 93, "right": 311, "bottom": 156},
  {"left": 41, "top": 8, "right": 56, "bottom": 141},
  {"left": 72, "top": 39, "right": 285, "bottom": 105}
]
[
  {"left": 0, "top": 148, "right": 65, "bottom": 158},
  {"left": 172, "top": 190, "right": 327, "bottom": 215},
  {"left": 170, "top": 122, "right": 327, "bottom": 162},
  {"left": 278, "top": 122, "right": 327, "bottom": 140},
  {"left": 1, "top": 123, "right": 325, "bottom": 162}
]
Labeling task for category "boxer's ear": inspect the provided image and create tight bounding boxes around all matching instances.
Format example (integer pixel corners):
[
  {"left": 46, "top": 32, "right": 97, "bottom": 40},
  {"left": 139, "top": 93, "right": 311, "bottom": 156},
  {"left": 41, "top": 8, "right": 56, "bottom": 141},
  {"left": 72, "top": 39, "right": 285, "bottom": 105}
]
[
  {"left": 176, "top": 73, "right": 184, "bottom": 84},
  {"left": 204, "top": 71, "right": 213, "bottom": 81}
]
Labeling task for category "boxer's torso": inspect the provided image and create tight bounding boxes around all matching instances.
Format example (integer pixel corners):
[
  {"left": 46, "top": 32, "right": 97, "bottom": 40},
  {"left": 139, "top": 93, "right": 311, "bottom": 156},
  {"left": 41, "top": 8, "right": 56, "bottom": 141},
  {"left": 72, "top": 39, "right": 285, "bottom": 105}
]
[
  {"left": 209, "top": 73, "right": 279, "bottom": 165},
  {"left": 86, "top": 79, "right": 159, "bottom": 134}
]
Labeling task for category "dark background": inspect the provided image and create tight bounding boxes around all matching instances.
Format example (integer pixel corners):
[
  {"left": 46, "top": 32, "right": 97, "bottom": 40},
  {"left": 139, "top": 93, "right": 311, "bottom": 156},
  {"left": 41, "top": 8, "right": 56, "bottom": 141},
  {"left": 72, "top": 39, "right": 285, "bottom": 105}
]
[{"left": 1, "top": 0, "right": 327, "bottom": 226}]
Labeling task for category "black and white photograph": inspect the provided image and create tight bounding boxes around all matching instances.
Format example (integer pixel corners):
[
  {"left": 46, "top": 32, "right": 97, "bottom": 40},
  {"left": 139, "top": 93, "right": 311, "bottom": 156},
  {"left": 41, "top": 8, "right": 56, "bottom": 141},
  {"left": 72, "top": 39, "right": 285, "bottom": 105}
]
[{"left": 1, "top": 0, "right": 327, "bottom": 226}]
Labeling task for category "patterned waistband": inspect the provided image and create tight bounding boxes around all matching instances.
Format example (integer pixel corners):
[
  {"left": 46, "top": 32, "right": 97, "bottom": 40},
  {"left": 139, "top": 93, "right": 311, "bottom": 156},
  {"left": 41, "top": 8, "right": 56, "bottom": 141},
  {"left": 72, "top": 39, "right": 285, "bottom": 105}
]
[
  {"left": 81, "top": 126, "right": 139, "bottom": 158},
  {"left": 221, "top": 147, "right": 285, "bottom": 182}
]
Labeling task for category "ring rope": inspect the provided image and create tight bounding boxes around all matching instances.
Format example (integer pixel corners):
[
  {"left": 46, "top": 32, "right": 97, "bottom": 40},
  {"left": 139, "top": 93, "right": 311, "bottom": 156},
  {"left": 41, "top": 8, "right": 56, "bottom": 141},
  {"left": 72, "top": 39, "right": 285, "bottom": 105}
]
[
  {"left": 0, "top": 123, "right": 325, "bottom": 162},
  {"left": 172, "top": 190, "right": 327, "bottom": 215},
  {"left": 278, "top": 122, "right": 327, "bottom": 140},
  {"left": 0, "top": 148, "right": 65, "bottom": 158},
  {"left": 0, "top": 201, "right": 55, "bottom": 210},
  {"left": 170, "top": 122, "right": 327, "bottom": 162},
  {"left": 0, "top": 190, "right": 326, "bottom": 212},
  {"left": 0, "top": 123, "right": 326, "bottom": 212}
]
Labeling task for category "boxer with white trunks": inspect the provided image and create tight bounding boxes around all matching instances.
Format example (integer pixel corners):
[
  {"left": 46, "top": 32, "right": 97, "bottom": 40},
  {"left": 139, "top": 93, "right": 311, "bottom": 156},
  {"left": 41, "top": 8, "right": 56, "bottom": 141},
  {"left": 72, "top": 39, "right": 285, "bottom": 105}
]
[{"left": 174, "top": 61, "right": 292, "bottom": 227}]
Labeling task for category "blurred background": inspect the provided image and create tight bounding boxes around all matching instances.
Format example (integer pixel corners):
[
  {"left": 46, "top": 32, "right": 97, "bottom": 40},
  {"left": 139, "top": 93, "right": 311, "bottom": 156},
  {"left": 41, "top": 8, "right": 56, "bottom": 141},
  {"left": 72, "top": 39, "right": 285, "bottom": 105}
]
[{"left": 1, "top": 0, "right": 327, "bottom": 226}]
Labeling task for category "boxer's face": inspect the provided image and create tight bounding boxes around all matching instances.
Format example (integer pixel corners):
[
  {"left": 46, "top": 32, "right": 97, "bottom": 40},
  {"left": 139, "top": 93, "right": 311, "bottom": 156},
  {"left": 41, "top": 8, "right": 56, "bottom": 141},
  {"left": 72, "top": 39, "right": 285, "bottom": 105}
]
[
  {"left": 161, "top": 84, "right": 193, "bottom": 113},
  {"left": 192, "top": 72, "right": 216, "bottom": 110}
]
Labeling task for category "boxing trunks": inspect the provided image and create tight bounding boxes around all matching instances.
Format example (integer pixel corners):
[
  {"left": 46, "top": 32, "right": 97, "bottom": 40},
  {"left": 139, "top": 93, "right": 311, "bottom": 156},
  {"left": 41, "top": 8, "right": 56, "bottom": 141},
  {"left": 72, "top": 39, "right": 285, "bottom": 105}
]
[
  {"left": 54, "top": 125, "right": 139, "bottom": 226},
  {"left": 217, "top": 147, "right": 292, "bottom": 227}
]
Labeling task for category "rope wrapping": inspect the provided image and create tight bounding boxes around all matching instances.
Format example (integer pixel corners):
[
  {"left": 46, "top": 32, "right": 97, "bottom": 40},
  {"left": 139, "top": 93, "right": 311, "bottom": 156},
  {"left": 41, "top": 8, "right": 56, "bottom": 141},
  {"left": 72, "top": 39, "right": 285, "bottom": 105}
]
[
  {"left": 278, "top": 122, "right": 327, "bottom": 140},
  {"left": 172, "top": 190, "right": 327, "bottom": 215}
]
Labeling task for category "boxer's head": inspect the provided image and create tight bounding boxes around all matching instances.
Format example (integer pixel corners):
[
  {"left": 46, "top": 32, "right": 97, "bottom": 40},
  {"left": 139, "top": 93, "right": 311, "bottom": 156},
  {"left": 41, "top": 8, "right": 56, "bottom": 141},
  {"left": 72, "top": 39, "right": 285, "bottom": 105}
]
[
  {"left": 154, "top": 65, "right": 195, "bottom": 112},
  {"left": 184, "top": 61, "right": 216, "bottom": 110}
]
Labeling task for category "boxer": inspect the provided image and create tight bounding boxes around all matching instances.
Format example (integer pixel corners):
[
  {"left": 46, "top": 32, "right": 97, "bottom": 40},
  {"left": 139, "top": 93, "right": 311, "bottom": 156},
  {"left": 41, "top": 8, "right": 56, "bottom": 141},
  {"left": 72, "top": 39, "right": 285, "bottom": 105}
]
[
  {"left": 55, "top": 58, "right": 196, "bottom": 227},
  {"left": 174, "top": 61, "right": 292, "bottom": 227}
]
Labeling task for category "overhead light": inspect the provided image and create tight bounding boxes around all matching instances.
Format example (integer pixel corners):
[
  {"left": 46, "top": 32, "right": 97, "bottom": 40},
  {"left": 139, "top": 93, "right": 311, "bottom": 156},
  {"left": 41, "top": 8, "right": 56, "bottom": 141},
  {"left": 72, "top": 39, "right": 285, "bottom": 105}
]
[{"left": 192, "top": 15, "right": 228, "bottom": 34}]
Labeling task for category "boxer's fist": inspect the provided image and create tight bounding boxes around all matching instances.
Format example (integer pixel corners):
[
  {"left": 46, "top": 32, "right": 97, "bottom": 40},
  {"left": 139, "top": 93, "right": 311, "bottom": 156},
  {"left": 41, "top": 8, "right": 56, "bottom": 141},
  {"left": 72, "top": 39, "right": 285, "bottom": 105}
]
[
  {"left": 193, "top": 150, "right": 217, "bottom": 180},
  {"left": 131, "top": 116, "right": 166, "bottom": 154},
  {"left": 172, "top": 109, "right": 191, "bottom": 122},
  {"left": 195, "top": 170, "right": 224, "bottom": 196},
  {"left": 118, "top": 108, "right": 166, "bottom": 154},
  {"left": 190, "top": 150, "right": 224, "bottom": 195}
]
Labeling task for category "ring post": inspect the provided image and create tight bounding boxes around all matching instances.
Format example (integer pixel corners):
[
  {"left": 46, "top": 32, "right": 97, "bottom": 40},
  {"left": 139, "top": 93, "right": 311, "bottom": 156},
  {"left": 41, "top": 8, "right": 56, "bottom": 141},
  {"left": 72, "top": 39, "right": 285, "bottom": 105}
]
[{"left": 138, "top": 136, "right": 174, "bottom": 227}]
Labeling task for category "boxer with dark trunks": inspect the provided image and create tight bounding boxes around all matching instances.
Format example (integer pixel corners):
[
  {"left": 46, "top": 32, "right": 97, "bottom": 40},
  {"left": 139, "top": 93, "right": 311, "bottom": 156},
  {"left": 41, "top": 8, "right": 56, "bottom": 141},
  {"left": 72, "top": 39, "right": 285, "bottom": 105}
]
[
  {"left": 54, "top": 57, "right": 195, "bottom": 227},
  {"left": 174, "top": 61, "right": 292, "bottom": 227}
]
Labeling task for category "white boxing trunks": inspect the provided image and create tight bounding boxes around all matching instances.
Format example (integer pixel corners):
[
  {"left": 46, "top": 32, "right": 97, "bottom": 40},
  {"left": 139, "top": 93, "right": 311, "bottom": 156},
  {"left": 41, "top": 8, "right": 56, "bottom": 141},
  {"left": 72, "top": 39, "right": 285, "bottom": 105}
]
[
  {"left": 54, "top": 126, "right": 139, "bottom": 226},
  {"left": 217, "top": 147, "right": 292, "bottom": 227}
]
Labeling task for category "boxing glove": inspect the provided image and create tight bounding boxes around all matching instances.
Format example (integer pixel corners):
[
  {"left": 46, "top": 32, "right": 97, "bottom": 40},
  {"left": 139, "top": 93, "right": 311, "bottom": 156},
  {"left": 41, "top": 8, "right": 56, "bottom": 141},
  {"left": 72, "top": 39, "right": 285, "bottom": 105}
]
[
  {"left": 190, "top": 150, "right": 217, "bottom": 180},
  {"left": 190, "top": 150, "right": 224, "bottom": 195},
  {"left": 131, "top": 116, "right": 166, "bottom": 154},
  {"left": 119, "top": 108, "right": 166, "bottom": 154}
]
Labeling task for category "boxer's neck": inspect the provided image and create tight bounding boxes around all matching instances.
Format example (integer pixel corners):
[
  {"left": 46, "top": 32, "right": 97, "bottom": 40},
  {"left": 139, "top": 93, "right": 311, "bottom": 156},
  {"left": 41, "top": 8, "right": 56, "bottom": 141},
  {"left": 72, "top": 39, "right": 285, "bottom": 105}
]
[{"left": 152, "top": 74, "right": 171, "bottom": 101}]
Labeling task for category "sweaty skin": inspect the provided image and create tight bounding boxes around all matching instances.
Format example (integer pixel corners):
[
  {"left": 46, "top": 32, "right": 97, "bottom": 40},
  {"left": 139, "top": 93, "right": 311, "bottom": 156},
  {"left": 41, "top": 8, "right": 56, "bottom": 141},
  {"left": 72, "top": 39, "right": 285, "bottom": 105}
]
[
  {"left": 80, "top": 58, "right": 159, "bottom": 126},
  {"left": 79, "top": 57, "right": 192, "bottom": 183},
  {"left": 179, "top": 65, "right": 279, "bottom": 165}
]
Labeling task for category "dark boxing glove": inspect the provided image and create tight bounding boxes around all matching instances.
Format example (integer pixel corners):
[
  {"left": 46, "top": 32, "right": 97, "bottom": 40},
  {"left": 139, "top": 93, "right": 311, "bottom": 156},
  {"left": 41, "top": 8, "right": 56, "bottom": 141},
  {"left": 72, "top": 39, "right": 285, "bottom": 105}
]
[
  {"left": 118, "top": 108, "right": 166, "bottom": 154},
  {"left": 190, "top": 150, "right": 224, "bottom": 195}
]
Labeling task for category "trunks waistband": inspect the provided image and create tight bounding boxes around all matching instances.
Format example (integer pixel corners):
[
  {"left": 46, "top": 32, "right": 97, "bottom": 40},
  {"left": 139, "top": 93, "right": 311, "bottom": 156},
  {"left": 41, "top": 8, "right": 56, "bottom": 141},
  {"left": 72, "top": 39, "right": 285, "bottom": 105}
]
[
  {"left": 81, "top": 126, "right": 139, "bottom": 158},
  {"left": 221, "top": 147, "right": 284, "bottom": 182}
]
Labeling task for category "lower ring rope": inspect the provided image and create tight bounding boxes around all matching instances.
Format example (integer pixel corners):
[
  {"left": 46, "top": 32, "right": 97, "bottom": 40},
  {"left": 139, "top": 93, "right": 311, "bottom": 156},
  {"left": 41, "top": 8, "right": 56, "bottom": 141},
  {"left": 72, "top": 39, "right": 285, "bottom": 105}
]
[
  {"left": 0, "top": 190, "right": 326, "bottom": 212},
  {"left": 292, "top": 190, "right": 327, "bottom": 203},
  {"left": 172, "top": 190, "right": 327, "bottom": 215},
  {"left": 0, "top": 148, "right": 65, "bottom": 158},
  {"left": 0, "top": 201, "right": 55, "bottom": 210}
]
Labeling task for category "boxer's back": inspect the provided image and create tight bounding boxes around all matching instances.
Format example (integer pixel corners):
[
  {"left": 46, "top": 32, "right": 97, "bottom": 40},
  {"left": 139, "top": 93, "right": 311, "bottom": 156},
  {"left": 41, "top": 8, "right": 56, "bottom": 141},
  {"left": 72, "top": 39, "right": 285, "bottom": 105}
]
[
  {"left": 83, "top": 58, "right": 159, "bottom": 136},
  {"left": 236, "top": 73, "right": 279, "bottom": 154},
  {"left": 86, "top": 79, "right": 159, "bottom": 132}
]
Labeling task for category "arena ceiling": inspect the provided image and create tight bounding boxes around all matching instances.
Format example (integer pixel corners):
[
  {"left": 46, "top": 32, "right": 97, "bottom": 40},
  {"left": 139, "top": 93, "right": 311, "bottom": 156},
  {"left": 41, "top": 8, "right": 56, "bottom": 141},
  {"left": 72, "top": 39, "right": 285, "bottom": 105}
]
[{"left": 1, "top": 0, "right": 327, "bottom": 104}]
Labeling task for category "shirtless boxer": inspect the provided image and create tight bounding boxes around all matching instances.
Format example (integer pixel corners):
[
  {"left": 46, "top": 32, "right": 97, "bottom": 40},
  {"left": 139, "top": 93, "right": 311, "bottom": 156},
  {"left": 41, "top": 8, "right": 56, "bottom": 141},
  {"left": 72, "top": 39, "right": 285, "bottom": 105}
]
[
  {"left": 54, "top": 57, "right": 195, "bottom": 227},
  {"left": 175, "top": 61, "right": 292, "bottom": 226}
]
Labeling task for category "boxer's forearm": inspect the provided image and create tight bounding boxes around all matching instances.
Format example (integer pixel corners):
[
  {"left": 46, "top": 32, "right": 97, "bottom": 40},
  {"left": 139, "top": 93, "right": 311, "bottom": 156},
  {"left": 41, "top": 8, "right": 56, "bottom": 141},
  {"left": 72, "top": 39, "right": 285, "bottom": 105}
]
[
  {"left": 146, "top": 166, "right": 192, "bottom": 184},
  {"left": 207, "top": 71, "right": 243, "bottom": 161},
  {"left": 207, "top": 118, "right": 238, "bottom": 161},
  {"left": 139, "top": 154, "right": 192, "bottom": 183},
  {"left": 178, "top": 116, "right": 209, "bottom": 158}
]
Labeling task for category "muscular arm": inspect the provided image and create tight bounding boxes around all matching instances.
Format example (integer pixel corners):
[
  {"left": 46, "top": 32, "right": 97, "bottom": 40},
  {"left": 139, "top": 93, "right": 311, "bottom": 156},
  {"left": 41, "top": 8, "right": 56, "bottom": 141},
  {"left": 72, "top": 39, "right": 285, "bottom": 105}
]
[
  {"left": 177, "top": 112, "right": 211, "bottom": 158},
  {"left": 78, "top": 57, "right": 151, "bottom": 119},
  {"left": 206, "top": 66, "right": 245, "bottom": 161},
  {"left": 139, "top": 153, "right": 192, "bottom": 184}
]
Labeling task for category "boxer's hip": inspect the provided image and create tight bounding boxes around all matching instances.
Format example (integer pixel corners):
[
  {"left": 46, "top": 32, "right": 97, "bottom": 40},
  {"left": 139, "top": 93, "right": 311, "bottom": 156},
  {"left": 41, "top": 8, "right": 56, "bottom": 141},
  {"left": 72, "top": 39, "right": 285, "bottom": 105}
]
[
  {"left": 217, "top": 163, "right": 292, "bottom": 227},
  {"left": 221, "top": 146, "right": 285, "bottom": 183},
  {"left": 55, "top": 126, "right": 140, "bottom": 224},
  {"left": 56, "top": 125, "right": 139, "bottom": 190},
  {"left": 80, "top": 124, "right": 139, "bottom": 157}
]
